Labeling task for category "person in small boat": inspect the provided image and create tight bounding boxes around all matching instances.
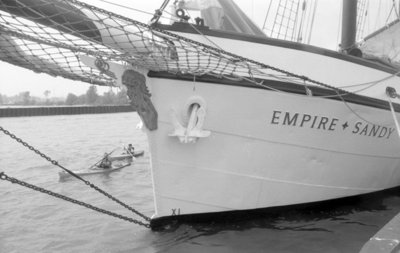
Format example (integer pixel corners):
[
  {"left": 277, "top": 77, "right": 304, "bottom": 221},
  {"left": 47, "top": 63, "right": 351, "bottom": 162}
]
[
  {"left": 127, "top": 144, "right": 135, "bottom": 154},
  {"left": 98, "top": 153, "right": 112, "bottom": 169}
]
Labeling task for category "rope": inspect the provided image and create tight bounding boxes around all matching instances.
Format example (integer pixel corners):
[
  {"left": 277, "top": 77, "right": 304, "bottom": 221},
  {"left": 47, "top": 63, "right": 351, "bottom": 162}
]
[
  {"left": 388, "top": 97, "right": 400, "bottom": 138},
  {"left": 306, "top": 0, "right": 318, "bottom": 44},
  {"left": 0, "top": 0, "right": 385, "bottom": 97},
  {"left": 63, "top": 0, "right": 344, "bottom": 92},
  {"left": 97, "top": 0, "right": 154, "bottom": 16},
  {"left": 341, "top": 70, "right": 400, "bottom": 90},
  {"left": 2, "top": 0, "right": 400, "bottom": 127},
  {"left": 149, "top": 0, "right": 171, "bottom": 25},
  {"left": 158, "top": 7, "right": 400, "bottom": 126},
  {"left": 262, "top": 0, "right": 274, "bottom": 31}
]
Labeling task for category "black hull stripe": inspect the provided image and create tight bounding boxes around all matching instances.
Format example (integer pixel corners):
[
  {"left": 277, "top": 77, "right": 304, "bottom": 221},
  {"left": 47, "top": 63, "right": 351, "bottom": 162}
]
[{"left": 148, "top": 71, "right": 400, "bottom": 113}]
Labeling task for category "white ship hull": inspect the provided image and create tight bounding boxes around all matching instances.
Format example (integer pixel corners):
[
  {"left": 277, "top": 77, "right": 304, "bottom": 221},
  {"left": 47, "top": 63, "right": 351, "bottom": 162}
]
[{"left": 144, "top": 32, "right": 400, "bottom": 223}]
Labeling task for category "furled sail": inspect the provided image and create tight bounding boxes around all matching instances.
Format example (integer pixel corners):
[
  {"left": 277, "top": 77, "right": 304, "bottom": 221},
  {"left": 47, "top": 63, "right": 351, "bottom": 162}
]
[
  {"left": 0, "top": 0, "right": 303, "bottom": 88},
  {"left": 359, "top": 19, "right": 400, "bottom": 68},
  {"left": 0, "top": 0, "right": 102, "bottom": 41},
  {"left": 0, "top": 0, "right": 112, "bottom": 85}
]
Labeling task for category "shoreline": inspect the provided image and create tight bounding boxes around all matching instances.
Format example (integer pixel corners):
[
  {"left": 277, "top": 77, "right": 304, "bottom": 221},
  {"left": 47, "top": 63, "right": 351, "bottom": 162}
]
[{"left": 0, "top": 105, "right": 134, "bottom": 117}]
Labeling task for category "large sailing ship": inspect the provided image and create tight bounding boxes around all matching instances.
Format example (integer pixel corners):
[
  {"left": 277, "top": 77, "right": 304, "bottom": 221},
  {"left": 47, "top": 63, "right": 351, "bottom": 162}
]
[{"left": 2, "top": 0, "right": 400, "bottom": 227}]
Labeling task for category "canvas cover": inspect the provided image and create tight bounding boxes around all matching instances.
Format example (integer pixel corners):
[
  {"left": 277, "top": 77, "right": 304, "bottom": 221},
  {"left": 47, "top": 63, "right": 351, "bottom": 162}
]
[{"left": 359, "top": 19, "right": 400, "bottom": 68}]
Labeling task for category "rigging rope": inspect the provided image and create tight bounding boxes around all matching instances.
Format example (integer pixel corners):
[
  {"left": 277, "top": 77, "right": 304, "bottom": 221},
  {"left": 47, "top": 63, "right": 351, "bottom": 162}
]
[
  {"left": 0, "top": 0, "right": 380, "bottom": 96},
  {"left": 356, "top": 0, "right": 368, "bottom": 41},
  {"left": 306, "top": 0, "right": 317, "bottom": 44},
  {"left": 388, "top": 97, "right": 400, "bottom": 137},
  {"left": 97, "top": 0, "right": 154, "bottom": 16},
  {"left": 0, "top": 0, "right": 399, "bottom": 125},
  {"left": 296, "top": 1, "right": 307, "bottom": 42},
  {"left": 262, "top": 0, "right": 273, "bottom": 32},
  {"left": 167, "top": 8, "right": 224, "bottom": 51},
  {"left": 150, "top": 0, "right": 171, "bottom": 25}
]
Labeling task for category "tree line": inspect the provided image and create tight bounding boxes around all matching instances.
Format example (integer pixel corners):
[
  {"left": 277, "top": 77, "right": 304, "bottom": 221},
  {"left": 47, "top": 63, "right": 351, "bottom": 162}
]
[{"left": 0, "top": 86, "right": 130, "bottom": 106}]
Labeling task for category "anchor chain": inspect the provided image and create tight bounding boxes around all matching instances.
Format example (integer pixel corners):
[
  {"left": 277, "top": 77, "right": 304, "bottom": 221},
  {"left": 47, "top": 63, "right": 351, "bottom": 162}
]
[
  {"left": 0, "top": 126, "right": 151, "bottom": 226},
  {"left": 0, "top": 172, "right": 150, "bottom": 228}
]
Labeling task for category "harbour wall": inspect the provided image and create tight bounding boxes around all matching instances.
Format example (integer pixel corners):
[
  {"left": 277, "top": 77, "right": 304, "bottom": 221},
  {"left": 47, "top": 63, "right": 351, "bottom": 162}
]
[{"left": 0, "top": 105, "right": 134, "bottom": 117}]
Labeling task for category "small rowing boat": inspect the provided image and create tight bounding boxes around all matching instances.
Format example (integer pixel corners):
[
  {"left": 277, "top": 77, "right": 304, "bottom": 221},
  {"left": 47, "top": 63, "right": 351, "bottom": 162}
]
[
  {"left": 131, "top": 150, "right": 144, "bottom": 158},
  {"left": 58, "top": 160, "right": 131, "bottom": 179},
  {"left": 109, "top": 149, "right": 144, "bottom": 161},
  {"left": 108, "top": 153, "right": 133, "bottom": 162}
]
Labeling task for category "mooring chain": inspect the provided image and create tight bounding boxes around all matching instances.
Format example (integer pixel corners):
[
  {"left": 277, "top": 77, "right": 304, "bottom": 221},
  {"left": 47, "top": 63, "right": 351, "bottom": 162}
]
[
  {"left": 0, "top": 126, "right": 151, "bottom": 225},
  {"left": 0, "top": 172, "right": 150, "bottom": 228}
]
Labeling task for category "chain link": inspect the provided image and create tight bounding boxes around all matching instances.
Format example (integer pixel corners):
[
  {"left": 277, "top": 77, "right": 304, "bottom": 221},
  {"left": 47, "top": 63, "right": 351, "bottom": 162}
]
[
  {"left": 0, "top": 172, "right": 150, "bottom": 228},
  {"left": 0, "top": 126, "right": 151, "bottom": 226}
]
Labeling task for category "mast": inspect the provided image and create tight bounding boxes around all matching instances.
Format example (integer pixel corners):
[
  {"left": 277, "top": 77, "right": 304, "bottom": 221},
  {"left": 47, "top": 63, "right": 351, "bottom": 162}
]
[{"left": 340, "top": 0, "right": 359, "bottom": 55}]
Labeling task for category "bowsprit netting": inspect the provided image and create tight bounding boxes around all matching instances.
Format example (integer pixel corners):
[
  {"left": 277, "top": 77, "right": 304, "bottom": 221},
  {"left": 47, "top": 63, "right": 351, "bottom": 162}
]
[{"left": 0, "top": 0, "right": 312, "bottom": 87}]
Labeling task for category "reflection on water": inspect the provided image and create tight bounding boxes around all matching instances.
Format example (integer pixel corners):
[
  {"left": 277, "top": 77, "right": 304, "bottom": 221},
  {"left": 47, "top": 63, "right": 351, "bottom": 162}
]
[
  {"left": 1, "top": 113, "right": 400, "bottom": 253},
  {"left": 150, "top": 192, "right": 399, "bottom": 253}
]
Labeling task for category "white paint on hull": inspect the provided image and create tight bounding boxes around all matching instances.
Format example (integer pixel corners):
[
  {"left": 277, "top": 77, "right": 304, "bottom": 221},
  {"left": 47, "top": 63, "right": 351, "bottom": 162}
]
[
  {"left": 171, "top": 31, "right": 399, "bottom": 100},
  {"left": 146, "top": 77, "right": 400, "bottom": 219},
  {"left": 138, "top": 31, "right": 400, "bottom": 220}
]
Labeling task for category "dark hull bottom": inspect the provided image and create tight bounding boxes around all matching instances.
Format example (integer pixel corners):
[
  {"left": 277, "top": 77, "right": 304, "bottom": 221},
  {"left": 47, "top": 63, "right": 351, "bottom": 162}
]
[{"left": 150, "top": 186, "right": 400, "bottom": 230}]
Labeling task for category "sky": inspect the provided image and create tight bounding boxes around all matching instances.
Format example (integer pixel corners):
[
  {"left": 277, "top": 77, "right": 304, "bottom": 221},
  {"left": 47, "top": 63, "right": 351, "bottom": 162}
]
[{"left": 0, "top": 0, "right": 396, "bottom": 98}]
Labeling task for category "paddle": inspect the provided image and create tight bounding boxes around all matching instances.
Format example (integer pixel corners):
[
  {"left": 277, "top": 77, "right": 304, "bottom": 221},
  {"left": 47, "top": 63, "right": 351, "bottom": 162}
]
[
  {"left": 88, "top": 147, "right": 118, "bottom": 170},
  {"left": 124, "top": 146, "right": 133, "bottom": 156},
  {"left": 123, "top": 146, "right": 136, "bottom": 161},
  {"left": 124, "top": 147, "right": 135, "bottom": 156}
]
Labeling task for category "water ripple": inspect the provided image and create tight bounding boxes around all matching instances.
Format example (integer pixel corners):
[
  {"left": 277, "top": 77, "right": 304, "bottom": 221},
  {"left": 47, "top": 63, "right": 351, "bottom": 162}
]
[{"left": 2, "top": 113, "right": 400, "bottom": 252}]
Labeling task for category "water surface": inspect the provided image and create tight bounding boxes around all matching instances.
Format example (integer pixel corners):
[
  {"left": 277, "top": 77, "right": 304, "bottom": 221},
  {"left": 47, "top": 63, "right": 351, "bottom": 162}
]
[{"left": 1, "top": 113, "right": 399, "bottom": 252}]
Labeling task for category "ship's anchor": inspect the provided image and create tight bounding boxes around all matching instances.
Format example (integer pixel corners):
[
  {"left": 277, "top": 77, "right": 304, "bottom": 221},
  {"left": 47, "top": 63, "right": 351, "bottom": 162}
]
[{"left": 169, "top": 97, "right": 211, "bottom": 143}]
